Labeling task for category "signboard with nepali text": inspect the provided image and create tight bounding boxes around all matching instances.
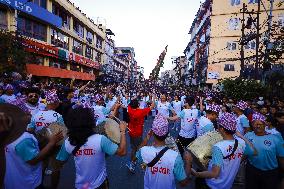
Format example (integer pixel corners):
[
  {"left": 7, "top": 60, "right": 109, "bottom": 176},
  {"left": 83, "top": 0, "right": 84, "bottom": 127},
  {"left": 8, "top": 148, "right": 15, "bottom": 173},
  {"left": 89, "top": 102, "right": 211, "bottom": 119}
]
[
  {"left": 0, "top": 0, "right": 62, "bottom": 28},
  {"left": 69, "top": 52, "right": 101, "bottom": 70},
  {"left": 22, "top": 39, "right": 59, "bottom": 58}
]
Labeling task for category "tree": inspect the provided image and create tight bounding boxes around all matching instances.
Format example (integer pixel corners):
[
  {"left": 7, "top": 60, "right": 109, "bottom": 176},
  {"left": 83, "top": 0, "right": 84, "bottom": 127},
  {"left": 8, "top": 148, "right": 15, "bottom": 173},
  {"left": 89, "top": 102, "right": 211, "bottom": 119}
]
[
  {"left": 0, "top": 30, "right": 30, "bottom": 74},
  {"left": 219, "top": 78, "right": 266, "bottom": 100}
]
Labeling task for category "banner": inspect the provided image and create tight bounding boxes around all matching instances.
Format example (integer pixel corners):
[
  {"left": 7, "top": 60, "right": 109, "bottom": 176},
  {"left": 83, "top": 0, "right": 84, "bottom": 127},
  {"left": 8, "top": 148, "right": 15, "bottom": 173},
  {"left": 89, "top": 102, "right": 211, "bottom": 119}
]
[
  {"left": 70, "top": 52, "right": 100, "bottom": 69},
  {"left": 0, "top": 0, "right": 62, "bottom": 28},
  {"left": 22, "top": 39, "right": 59, "bottom": 58}
]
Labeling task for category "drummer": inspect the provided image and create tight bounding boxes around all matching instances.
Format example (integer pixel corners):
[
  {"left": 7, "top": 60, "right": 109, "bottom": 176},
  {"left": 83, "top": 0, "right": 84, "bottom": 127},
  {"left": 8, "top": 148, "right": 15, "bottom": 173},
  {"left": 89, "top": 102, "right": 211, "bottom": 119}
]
[
  {"left": 168, "top": 96, "right": 200, "bottom": 155},
  {"left": 136, "top": 114, "right": 192, "bottom": 189},
  {"left": 191, "top": 113, "right": 246, "bottom": 189},
  {"left": 26, "top": 89, "right": 65, "bottom": 188},
  {"left": 196, "top": 104, "right": 221, "bottom": 137},
  {"left": 55, "top": 107, "right": 127, "bottom": 189},
  {"left": 24, "top": 87, "right": 42, "bottom": 116},
  {"left": 1, "top": 104, "right": 63, "bottom": 189},
  {"left": 27, "top": 90, "right": 65, "bottom": 133},
  {"left": 92, "top": 94, "right": 119, "bottom": 126}
]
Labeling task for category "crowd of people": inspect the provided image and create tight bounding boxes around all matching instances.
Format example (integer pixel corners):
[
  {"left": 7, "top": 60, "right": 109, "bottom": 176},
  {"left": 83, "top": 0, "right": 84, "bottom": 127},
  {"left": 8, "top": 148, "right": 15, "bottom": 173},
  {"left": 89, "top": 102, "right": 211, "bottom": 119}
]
[{"left": 0, "top": 72, "right": 284, "bottom": 189}]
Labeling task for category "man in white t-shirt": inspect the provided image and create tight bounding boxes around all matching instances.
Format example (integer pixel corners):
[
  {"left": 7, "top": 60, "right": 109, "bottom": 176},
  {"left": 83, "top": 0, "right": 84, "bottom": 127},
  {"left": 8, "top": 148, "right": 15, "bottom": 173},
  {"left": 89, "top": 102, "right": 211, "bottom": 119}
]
[
  {"left": 191, "top": 113, "right": 246, "bottom": 189},
  {"left": 136, "top": 114, "right": 192, "bottom": 189},
  {"left": 24, "top": 88, "right": 42, "bottom": 116},
  {"left": 171, "top": 95, "right": 183, "bottom": 131},
  {"left": 56, "top": 107, "right": 127, "bottom": 189},
  {"left": 27, "top": 89, "right": 64, "bottom": 189},
  {"left": 169, "top": 96, "right": 200, "bottom": 155},
  {"left": 1, "top": 104, "right": 63, "bottom": 189}
]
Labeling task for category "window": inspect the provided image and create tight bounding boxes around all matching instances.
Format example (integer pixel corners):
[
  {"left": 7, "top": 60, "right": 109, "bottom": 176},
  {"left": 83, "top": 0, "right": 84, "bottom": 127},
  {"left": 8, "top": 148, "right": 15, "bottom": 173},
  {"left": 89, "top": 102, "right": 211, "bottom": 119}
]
[
  {"left": 279, "top": 14, "right": 284, "bottom": 27},
  {"left": 49, "top": 58, "right": 67, "bottom": 69},
  {"left": 85, "top": 46, "right": 93, "bottom": 59},
  {"left": 0, "top": 9, "right": 7, "bottom": 30},
  {"left": 86, "top": 30, "right": 94, "bottom": 44},
  {"left": 52, "top": 3, "right": 70, "bottom": 29},
  {"left": 245, "top": 40, "right": 256, "bottom": 50},
  {"left": 73, "top": 19, "right": 84, "bottom": 38},
  {"left": 73, "top": 40, "right": 83, "bottom": 55},
  {"left": 224, "top": 64, "right": 235, "bottom": 71},
  {"left": 70, "top": 63, "right": 81, "bottom": 72},
  {"left": 51, "top": 29, "right": 69, "bottom": 50},
  {"left": 95, "top": 51, "right": 102, "bottom": 63},
  {"left": 229, "top": 18, "right": 240, "bottom": 30},
  {"left": 32, "top": 0, "right": 46, "bottom": 9},
  {"left": 248, "top": 0, "right": 258, "bottom": 4},
  {"left": 227, "top": 42, "right": 238, "bottom": 50},
  {"left": 17, "top": 16, "right": 46, "bottom": 41},
  {"left": 96, "top": 35, "right": 103, "bottom": 49},
  {"left": 231, "top": 0, "right": 241, "bottom": 6}
]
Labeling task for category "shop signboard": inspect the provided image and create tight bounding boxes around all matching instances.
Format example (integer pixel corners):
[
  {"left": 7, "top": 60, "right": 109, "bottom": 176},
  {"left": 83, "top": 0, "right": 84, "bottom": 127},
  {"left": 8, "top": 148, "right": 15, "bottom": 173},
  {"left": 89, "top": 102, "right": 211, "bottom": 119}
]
[
  {"left": 70, "top": 52, "right": 100, "bottom": 70},
  {"left": 22, "top": 39, "right": 59, "bottom": 58},
  {"left": 0, "top": 0, "right": 62, "bottom": 28}
]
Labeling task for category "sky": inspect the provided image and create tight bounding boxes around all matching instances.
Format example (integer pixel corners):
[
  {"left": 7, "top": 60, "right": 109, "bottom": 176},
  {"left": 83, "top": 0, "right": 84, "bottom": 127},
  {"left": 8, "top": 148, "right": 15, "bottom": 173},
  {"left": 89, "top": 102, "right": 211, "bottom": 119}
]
[{"left": 71, "top": 0, "right": 202, "bottom": 78}]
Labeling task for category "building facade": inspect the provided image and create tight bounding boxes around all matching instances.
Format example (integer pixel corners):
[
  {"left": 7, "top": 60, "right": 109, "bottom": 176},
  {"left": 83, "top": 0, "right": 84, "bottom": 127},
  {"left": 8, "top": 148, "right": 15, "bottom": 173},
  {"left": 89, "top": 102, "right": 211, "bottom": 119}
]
[
  {"left": 185, "top": 0, "right": 284, "bottom": 86},
  {"left": 116, "top": 47, "right": 139, "bottom": 83},
  {"left": 208, "top": 0, "right": 284, "bottom": 85},
  {"left": 0, "top": 0, "right": 105, "bottom": 80},
  {"left": 184, "top": 0, "right": 211, "bottom": 86}
]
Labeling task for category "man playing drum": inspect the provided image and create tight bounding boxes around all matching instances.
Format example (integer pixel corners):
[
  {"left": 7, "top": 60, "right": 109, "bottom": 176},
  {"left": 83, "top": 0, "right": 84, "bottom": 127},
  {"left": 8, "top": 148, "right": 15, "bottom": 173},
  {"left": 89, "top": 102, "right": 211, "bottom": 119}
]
[
  {"left": 191, "top": 113, "right": 246, "bottom": 189},
  {"left": 136, "top": 114, "right": 192, "bottom": 189},
  {"left": 168, "top": 96, "right": 200, "bottom": 155},
  {"left": 56, "top": 107, "right": 127, "bottom": 189},
  {"left": 196, "top": 104, "right": 221, "bottom": 137},
  {"left": 27, "top": 89, "right": 65, "bottom": 188}
]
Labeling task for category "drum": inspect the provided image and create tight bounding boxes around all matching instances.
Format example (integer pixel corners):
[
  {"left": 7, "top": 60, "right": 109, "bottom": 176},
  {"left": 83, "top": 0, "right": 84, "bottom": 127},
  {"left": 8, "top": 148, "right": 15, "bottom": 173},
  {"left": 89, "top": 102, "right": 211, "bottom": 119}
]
[
  {"left": 93, "top": 118, "right": 121, "bottom": 144},
  {"left": 187, "top": 131, "right": 223, "bottom": 170},
  {"left": 36, "top": 123, "right": 68, "bottom": 146},
  {"left": 165, "top": 136, "right": 179, "bottom": 152}
]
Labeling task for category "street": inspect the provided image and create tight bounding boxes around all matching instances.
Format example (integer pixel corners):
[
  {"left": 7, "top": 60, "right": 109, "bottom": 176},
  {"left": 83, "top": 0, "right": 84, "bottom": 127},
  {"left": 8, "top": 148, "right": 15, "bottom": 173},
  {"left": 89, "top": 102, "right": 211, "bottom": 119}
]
[
  {"left": 45, "top": 115, "right": 194, "bottom": 189},
  {"left": 45, "top": 114, "right": 244, "bottom": 189}
]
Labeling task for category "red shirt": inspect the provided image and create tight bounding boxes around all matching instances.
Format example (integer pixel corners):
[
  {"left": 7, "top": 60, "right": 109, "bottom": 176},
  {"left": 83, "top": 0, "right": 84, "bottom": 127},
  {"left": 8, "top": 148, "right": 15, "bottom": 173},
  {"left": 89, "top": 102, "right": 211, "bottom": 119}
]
[{"left": 128, "top": 106, "right": 151, "bottom": 137}]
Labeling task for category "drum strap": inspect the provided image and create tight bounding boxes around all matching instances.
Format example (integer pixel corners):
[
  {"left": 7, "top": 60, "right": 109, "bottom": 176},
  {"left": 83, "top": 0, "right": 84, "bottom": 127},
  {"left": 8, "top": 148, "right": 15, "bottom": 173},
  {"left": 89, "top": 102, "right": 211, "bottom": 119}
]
[
  {"left": 223, "top": 139, "right": 238, "bottom": 160},
  {"left": 147, "top": 147, "right": 169, "bottom": 167},
  {"left": 207, "top": 139, "right": 238, "bottom": 160}
]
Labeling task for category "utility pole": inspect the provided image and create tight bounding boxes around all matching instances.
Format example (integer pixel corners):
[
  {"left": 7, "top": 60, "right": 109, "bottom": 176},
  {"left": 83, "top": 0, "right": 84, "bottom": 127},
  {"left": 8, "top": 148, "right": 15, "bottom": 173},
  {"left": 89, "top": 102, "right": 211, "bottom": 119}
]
[
  {"left": 263, "top": 0, "right": 274, "bottom": 82},
  {"left": 240, "top": 3, "right": 247, "bottom": 78},
  {"left": 254, "top": 0, "right": 261, "bottom": 80}
]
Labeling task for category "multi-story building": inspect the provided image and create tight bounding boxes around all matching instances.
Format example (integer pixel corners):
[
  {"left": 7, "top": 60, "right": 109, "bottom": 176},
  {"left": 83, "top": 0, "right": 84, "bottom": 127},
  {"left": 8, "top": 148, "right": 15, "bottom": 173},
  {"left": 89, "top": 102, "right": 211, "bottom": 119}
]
[
  {"left": 116, "top": 47, "right": 138, "bottom": 83},
  {"left": 185, "top": 0, "right": 284, "bottom": 86},
  {"left": 0, "top": 0, "right": 105, "bottom": 80},
  {"left": 208, "top": 0, "right": 284, "bottom": 85},
  {"left": 184, "top": 0, "right": 211, "bottom": 86}
]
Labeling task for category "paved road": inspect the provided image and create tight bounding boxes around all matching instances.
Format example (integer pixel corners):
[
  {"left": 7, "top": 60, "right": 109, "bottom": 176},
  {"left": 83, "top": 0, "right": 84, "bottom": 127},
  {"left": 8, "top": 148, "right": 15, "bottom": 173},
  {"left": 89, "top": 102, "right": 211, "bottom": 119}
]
[{"left": 45, "top": 113, "right": 244, "bottom": 189}]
